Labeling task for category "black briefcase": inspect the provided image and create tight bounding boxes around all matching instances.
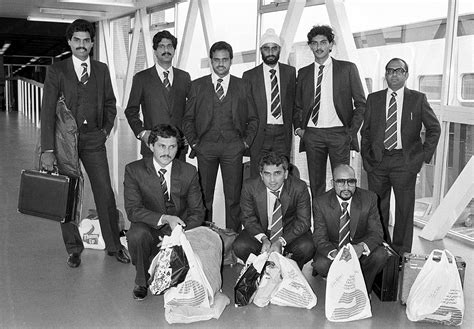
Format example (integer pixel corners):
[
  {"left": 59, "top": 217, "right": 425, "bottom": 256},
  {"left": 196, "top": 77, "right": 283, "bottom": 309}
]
[
  {"left": 373, "top": 243, "right": 400, "bottom": 301},
  {"left": 18, "top": 169, "right": 79, "bottom": 223}
]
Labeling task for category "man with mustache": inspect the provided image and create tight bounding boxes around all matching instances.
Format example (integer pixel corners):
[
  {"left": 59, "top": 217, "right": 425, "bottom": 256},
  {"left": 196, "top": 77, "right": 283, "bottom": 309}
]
[
  {"left": 242, "top": 28, "right": 296, "bottom": 178},
  {"left": 125, "top": 31, "right": 191, "bottom": 160},
  {"left": 124, "top": 124, "right": 205, "bottom": 300},
  {"left": 294, "top": 25, "right": 366, "bottom": 201},
  {"left": 182, "top": 41, "right": 258, "bottom": 232},
  {"left": 312, "top": 164, "right": 387, "bottom": 293},
  {"left": 40, "top": 19, "right": 129, "bottom": 267}
]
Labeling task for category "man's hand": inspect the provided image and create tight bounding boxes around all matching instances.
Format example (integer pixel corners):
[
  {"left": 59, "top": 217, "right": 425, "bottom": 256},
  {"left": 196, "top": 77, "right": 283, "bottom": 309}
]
[
  {"left": 140, "top": 130, "right": 152, "bottom": 150},
  {"left": 268, "top": 240, "right": 283, "bottom": 255},
  {"left": 40, "top": 152, "right": 57, "bottom": 172},
  {"left": 260, "top": 237, "right": 271, "bottom": 254},
  {"left": 352, "top": 243, "right": 364, "bottom": 258},
  {"left": 162, "top": 215, "right": 186, "bottom": 230}
]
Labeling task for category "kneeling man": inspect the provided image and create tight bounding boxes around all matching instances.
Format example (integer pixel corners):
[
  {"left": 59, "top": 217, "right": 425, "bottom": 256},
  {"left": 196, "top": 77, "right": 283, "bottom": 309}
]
[
  {"left": 312, "top": 164, "right": 387, "bottom": 293},
  {"left": 233, "top": 152, "right": 314, "bottom": 269},
  {"left": 124, "top": 124, "right": 205, "bottom": 300}
]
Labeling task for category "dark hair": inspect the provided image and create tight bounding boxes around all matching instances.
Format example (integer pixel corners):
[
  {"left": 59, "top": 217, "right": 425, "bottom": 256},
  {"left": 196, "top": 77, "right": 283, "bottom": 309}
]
[
  {"left": 258, "top": 152, "right": 289, "bottom": 173},
  {"left": 148, "top": 124, "right": 182, "bottom": 146},
  {"left": 152, "top": 30, "right": 178, "bottom": 50},
  {"left": 307, "top": 25, "right": 335, "bottom": 44},
  {"left": 66, "top": 19, "right": 95, "bottom": 41},
  {"left": 385, "top": 58, "right": 409, "bottom": 73},
  {"left": 209, "top": 41, "right": 233, "bottom": 59}
]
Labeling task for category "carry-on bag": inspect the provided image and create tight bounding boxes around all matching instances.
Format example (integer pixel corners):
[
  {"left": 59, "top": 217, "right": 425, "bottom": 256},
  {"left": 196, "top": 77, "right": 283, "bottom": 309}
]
[{"left": 373, "top": 242, "right": 400, "bottom": 301}]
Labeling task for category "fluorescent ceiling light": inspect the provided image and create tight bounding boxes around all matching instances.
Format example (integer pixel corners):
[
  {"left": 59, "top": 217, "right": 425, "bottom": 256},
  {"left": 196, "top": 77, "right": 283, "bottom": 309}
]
[
  {"left": 27, "top": 16, "right": 75, "bottom": 23},
  {"left": 58, "top": 0, "right": 136, "bottom": 8},
  {"left": 0, "top": 42, "right": 11, "bottom": 55},
  {"left": 40, "top": 7, "right": 106, "bottom": 17}
]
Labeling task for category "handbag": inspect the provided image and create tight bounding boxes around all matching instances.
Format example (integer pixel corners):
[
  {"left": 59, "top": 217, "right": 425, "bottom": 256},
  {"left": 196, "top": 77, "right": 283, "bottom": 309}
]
[
  {"left": 204, "top": 221, "right": 238, "bottom": 266},
  {"left": 234, "top": 252, "right": 269, "bottom": 306}
]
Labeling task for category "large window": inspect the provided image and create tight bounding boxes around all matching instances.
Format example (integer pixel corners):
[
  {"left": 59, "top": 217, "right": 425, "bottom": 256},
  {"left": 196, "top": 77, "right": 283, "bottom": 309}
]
[{"left": 419, "top": 75, "right": 443, "bottom": 101}]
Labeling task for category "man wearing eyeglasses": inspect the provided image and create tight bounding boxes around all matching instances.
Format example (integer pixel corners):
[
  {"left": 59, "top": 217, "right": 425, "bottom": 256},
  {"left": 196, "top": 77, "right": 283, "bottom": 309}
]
[
  {"left": 361, "top": 58, "right": 440, "bottom": 255},
  {"left": 125, "top": 31, "right": 191, "bottom": 160},
  {"left": 312, "top": 164, "right": 387, "bottom": 293}
]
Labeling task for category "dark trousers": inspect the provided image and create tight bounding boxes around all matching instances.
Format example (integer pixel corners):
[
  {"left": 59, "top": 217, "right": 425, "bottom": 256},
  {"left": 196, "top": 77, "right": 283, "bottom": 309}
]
[
  {"left": 127, "top": 222, "right": 168, "bottom": 286},
  {"left": 303, "top": 127, "right": 350, "bottom": 200},
  {"left": 312, "top": 245, "right": 388, "bottom": 293},
  {"left": 233, "top": 229, "right": 315, "bottom": 269},
  {"left": 196, "top": 139, "right": 245, "bottom": 232},
  {"left": 367, "top": 150, "right": 417, "bottom": 255},
  {"left": 61, "top": 129, "right": 121, "bottom": 254}
]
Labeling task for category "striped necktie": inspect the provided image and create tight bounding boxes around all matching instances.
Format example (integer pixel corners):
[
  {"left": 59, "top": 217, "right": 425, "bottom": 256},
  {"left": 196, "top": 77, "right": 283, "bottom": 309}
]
[
  {"left": 384, "top": 92, "right": 398, "bottom": 150},
  {"left": 270, "top": 190, "right": 283, "bottom": 243},
  {"left": 158, "top": 169, "right": 169, "bottom": 201},
  {"left": 338, "top": 201, "right": 350, "bottom": 248},
  {"left": 270, "top": 69, "right": 282, "bottom": 119},
  {"left": 215, "top": 78, "right": 224, "bottom": 100},
  {"left": 310, "top": 65, "right": 324, "bottom": 125},
  {"left": 163, "top": 70, "right": 171, "bottom": 92},
  {"left": 80, "top": 63, "right": 89, "bottom": 84}
]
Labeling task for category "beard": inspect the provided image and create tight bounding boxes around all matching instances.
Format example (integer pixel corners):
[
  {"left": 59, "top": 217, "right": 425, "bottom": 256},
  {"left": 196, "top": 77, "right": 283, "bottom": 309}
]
[{"left": 262, "top": 53, "right": 280, "bottom": 65}]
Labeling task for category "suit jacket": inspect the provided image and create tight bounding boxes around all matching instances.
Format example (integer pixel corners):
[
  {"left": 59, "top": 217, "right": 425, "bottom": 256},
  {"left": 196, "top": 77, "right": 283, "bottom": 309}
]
[
  {"left": 312, "top": 188, "right": 383, "bottom": 257},
  {"left": 182, "top": 74, "right": 258, "bottom": 149},
  {"left": 361, "top": 87, "right": 441, "bottom": 173},
  {"left": 41, "top": 57, "right": 116, "bottom": 151},
  {"left": 125, "top": 66, "right": 191, "bottom": 155},
  {"left": 294, "top": 57, "right": 366, "bottom": 152},
  {"left": 240, "top": 175, "right": 311, "bottom": 245},
  {"left": 124, "top": 157, "right": 205, "bottom": 231},
  {"left": 242, "top": 63, "right": 296, "bottom": 159}
]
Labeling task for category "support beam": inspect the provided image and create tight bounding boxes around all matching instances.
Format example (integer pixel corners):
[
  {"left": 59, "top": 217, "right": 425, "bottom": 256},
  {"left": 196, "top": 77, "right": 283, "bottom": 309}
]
[
  {"left": 139, "top": 7, "right": 155, "bottom": 68},
  {"left": 279, "top": 0, "right": 305, "bottom": 63},
  {"left": 121, "top": 10, "right": 142, "bottom": 108},
  {"left": 177, "top": 0, "right": 199, "bottom": 69},
  {"left": 197, "top": 0, "right": 215, "bottom": 56}
]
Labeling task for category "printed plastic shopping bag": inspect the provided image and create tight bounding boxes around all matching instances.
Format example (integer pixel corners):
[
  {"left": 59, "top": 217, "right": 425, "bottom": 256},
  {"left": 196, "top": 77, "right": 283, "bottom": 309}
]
[
  {"left": 325, "top": 244, "right": 372, "bottom": 322},
  {"left": 78, "top": 210, "right": 105, "bottom": 250},
  {"left": 406, "top": 249, "right": 464, "bottom": 326},
  {"left": 253, "top": 253, "right": 283, "bottom": 307},
  {"left": 234, "top": 252, "right": 269, "bottom": 306}
]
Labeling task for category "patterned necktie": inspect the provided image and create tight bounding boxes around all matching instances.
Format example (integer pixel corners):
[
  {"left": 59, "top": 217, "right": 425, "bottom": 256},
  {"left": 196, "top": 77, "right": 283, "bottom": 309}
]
[
  {"left": 384, "top": 92, "right": 398, "bottom": 150},
  {"left": 270, "top": 69, "right": 282, "bottom": 119},
  {"left": 216, "top": 78, "right": 224, "bottom": 100},
  {"left": 338, "top": 201, "right": 351, "bottom": 248},
  {"left": 270, "top": 190, "right": 283, "bottom": 243},
  {"left": 163, "top": 70, "right": 171, "bottom": 92},
  {"left": 310, "top": 65, "right": 324, "bottom": 125},
  {"left": 158, "top": 169, "right": 169, "bottom": 201},
  {"left": 80, "top": 63, "right": 89, "bottom": 84}
]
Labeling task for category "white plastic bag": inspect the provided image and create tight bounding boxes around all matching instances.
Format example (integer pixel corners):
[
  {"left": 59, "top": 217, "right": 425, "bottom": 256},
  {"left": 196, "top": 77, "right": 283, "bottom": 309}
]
[
  {"left": 406, "top": 249, "right": 464, "bottom": 326},
  {"left": 234, "top": 252, "right": 269, "bottom": 306},
  {"left": 78, "top": 217, "right": 105, "bottom": 250},
  {"left": 325, "top": 244, "right": 372, "bottom": 322},
  {"left": 253, "top": 253, "right": 282, "bottom": 307}
]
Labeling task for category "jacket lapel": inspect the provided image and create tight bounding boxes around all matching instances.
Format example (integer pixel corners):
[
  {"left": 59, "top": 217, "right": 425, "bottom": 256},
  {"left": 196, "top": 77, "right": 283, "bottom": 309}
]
[
  {"left": 144, "top": 157, "right": 166, "bottom": 210},
  {"left": 257, "top": 65, "right": 268, "bottom": 123},
  {"left": 256, "top": 180, "right": 268, "bottom": 230},
  {"left": 150, "top": 67, "right": 171, "bottom": 111},
  {"left": 278, "top": 65, "right": 287, "bottom": 120},
  {"left": 349, "top": 189, "right": 361, "bottom": 239},
  {"left": 401, "top": 88, "right": 412, "bottom": 137},
  {"left": 170, "top": 160, "right": 181, "bottom": 212},
  {"left": 64, "top": 58, "right": 78, "bottom": 111},
  {"left": 280, "top": 181, "right": 290, "bottom": 218},
  {"left": 374, "top": 89, "right": 388, "bottom": 139}
]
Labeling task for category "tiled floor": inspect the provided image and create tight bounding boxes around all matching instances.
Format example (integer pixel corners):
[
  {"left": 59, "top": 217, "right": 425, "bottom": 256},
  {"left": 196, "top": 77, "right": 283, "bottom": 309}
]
[{"left": 1, "top": 111, "right": 472, "bottom": 328}]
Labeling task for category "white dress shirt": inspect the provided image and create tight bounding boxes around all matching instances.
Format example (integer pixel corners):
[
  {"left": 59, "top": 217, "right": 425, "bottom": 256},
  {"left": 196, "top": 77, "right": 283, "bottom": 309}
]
[
  {"left": 263, "top": 63, "right": 284, "bottom": 125},
  {"left": 386, "top": 87, "right": 405, "bottom": 150},
  {"left": 155, "top": 64, "right": 174, "bottom": 86},
  {"left": 153, "top": 158, "right": 173, "bottom": 226},
  {"left": 211, "top": 72, "right": 230, "bottom": 97},
  {"left": 72, "top": 55, "right": 90, "bottom": 81}
]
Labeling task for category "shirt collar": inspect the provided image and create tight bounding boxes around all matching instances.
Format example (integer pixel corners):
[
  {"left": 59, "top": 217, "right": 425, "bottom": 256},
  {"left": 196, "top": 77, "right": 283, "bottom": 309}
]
[
  {"left": 263, "top": 62, "right": 279, "bottom": 74},
  {"left": 315, "top": 56, "right": 332, "bottom": 68},
  {"left": 212, "top": 72, "right": 230, "bottom": 86},
  {"left": 152, "top": 158, "right": 173, "bottom": 175},
  {"left": 155, "top": 63, "right": 172, "bottom": 76},
  {"left": 388, "top": 86, "right": 404, "bottom": 96},
  {"left": 336, "top": 195, "right": 352, "bottom": 209},
  {"left": 266, "top": 184, "right": 284, "bottom": 196},
  {"left": 72, "top": 55, "right": 90, "bottom": 69}
]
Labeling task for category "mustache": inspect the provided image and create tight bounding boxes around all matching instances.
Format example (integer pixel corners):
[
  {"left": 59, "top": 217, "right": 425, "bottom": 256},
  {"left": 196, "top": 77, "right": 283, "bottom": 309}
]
[
  {"left": 162, "top": 52, "right": 172, "bottom": 56},
  {"left": 76, "top": 47, "right": 87, "bottom": 51}
]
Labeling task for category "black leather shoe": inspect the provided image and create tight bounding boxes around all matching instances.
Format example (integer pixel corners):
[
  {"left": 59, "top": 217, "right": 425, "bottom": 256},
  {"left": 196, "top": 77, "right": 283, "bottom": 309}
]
[
  {"left": 133, "top": 285, "right": 147, "bottom": 300},
  {"left": 67, "top": 253, "right": 81, "bottom": 268},
  {"left": 312, "top": 268, "right": 318, "bottom": 277},
  {"left": 107, "top": 249, "right": 130, "bottom": 264}
]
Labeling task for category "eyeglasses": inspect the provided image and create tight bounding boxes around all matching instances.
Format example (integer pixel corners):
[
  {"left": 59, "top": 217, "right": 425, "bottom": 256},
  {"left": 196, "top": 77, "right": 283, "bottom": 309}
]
[
  {"left": 333, "top": 178, "right": 357, "bottom": 187},
  {"left": 156, "top": 44, "right": 174, "bottom": 50},
  {"left": 386, "top": 68, "right": 407, "bottom": 75}
]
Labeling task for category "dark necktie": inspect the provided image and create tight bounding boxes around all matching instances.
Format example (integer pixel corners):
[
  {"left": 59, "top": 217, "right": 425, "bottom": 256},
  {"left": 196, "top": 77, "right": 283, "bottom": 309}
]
[
  {"left": 270, "top": 69, "right": 282, "bottom": 119},
  {"left": 338, "top": 201, "right": 350, "bottom": 248},
  {"left": 269, "top": 190, "right": 283, "bottom": 243},
  {"left": 158, "top": 169, "right": 169, "bottom": 201},
  {"left": 310, "top": 65, "right": 324, "bottom": 125},
  {"left": 384, "top": 91, "right": 398, "bottom": 150},
  {"left": 80, "top": 63, "right": 89, "bottom": 84},
  {"left": 163, "top": 70, "right": 171, "bottom": 92},
  {"left": 216, "top": 78, "right": 224, "bottom": 100}
]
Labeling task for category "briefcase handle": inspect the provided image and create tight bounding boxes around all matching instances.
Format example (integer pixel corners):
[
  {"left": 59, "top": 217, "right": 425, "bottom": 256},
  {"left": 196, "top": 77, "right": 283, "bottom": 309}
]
[{"left": 39, "top": 165, "right": 59, "bottom": 176}]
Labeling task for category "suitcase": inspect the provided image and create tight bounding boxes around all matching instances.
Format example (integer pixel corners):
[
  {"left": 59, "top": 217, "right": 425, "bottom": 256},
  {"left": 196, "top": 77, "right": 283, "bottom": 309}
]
[
  {"left": 18, "top": 169, "right": 79, "bottom": 223},
  {"left": 399, "top": 252, "right": 466, "bottom": 304},
  {"left": 373, "top": 243, "right": 400, "bottom": 301}
]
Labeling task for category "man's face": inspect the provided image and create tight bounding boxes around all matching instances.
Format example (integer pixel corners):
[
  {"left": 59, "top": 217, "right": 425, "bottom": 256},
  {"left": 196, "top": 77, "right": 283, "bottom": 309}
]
[
  {"left": 260, "top": 43, "right": 280, "bottom": 66},
  {"left": 152, "top": 136, "right": 178, "bottom": 167},
  {"left": 260, "top": 164, "right": 288, "bottom": 191},
  {"left": 332, "top": 167, "right": 357, "bottom": 200},
  {"left": 385, "top": 59, "right": 409, "bottom": 91},
  {"left": 309, "top": 35, "right": 333, "bottom": 63},
  {"left": 154, "top": 38, "right": 175, "bottom": 67},
  {"left": 68, "top": 31, "right": 93, "bottom": 61},
  {"left": 211, "top": 49, "right": 232, "bottom": 77}
]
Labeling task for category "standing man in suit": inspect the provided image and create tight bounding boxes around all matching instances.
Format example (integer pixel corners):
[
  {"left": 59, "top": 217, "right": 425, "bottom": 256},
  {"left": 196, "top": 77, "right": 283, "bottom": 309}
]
[
  {"left": 40, "top": 19, "right": 129, "bottom": 268},
  {"left": 242, "top": 28, "right": 296, "bottom": 177},
  {"left": 294, "top": 25, "right": 366, "bottom": 200},
  {"left": 125, "top": 30, "right": 191, "bottom": 159},
  {"left": 233, "top": 152, "right": 314, "bottom": 269},
  {"left": 182, "top": 41, "right": 258, "bottom": 232},
  {"left": 312, "top": 164, "right": 387, "bottom": 293},
  {"left": 361, "top": 58, "right": 440, "bottom": 255},
  {"left": 124, "top": 124, "right": 205, "bottom": 300}
]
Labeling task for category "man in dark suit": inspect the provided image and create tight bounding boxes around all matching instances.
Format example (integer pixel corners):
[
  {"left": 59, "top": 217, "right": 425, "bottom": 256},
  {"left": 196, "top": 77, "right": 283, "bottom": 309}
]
[
  {"left": 361, "top": 58, "right": 441, "bottom": 255},
  {"left": 242, "top": 28, "right": 296, "bottom": 177},
  {"left": 312, "top": 164, "right": 387, "bottom": 293},
  {"left": 125, "top": 30, "right": 191, "bottom": 159},
  {"left": 294, "top": 25, "right": 366, "bottom": 200},
  {"left": 124, "top": 124, "right": 205, "bottom": 300},
  {"left": 182, "top": 41, "right": 258, "bottom": 232},
  {"left": 40, "top": 19, "right": 129, "bottom": 268},
  {"left": 233, "top": 152, "right": 314, "bottom": 269}
]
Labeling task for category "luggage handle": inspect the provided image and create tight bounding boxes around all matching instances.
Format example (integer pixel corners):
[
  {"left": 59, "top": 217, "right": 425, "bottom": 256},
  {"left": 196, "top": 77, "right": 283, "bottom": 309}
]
[{"left": 39, "top": 165, "right": 59, "bottom": 176}]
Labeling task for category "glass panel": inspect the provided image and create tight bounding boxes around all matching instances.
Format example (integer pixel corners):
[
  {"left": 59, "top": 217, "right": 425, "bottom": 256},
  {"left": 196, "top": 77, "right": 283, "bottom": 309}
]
[
  {"left": 461, "top": 73, "right": 474, "bottom": 100},
  {"left": 111, "top": 16, "right": 131, "bottom": 100},
  {"left": 419, "top": 75, "right": 442, "bottom": 101}
]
